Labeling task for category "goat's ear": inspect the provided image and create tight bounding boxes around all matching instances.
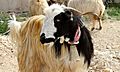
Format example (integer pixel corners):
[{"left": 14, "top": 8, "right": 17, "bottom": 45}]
[
  {"left": 64, "top": 10, "right": 73, "bottom": 20},
  {"left": 64, "top": 10, "right": 73, "bottom": 21},
  {"left": 65, "top": 10, "right": 71, "bottom": 15},
  {"left": 63, "top": 7, "right": 82, "bottom": 16}
]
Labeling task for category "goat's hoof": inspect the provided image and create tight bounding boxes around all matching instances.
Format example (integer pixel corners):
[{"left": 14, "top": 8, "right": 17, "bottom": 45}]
[
  {"left": 91, "top": 27, "right": 95, "bottom": 31},
  {"left": 99, "top": 26, "right": 102, "bottom": 30},
  {"left": 96, "top": 26, "right": 102, "bottom": 30}
]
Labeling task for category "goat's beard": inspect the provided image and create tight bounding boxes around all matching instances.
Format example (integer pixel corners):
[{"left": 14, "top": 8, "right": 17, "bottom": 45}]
[{"left": 43, "top": 42, "right": 54, "bottom": 48}]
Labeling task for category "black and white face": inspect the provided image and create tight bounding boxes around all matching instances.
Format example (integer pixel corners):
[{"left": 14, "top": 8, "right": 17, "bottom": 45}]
[
  {"left": 40, "top": 4, "right": 74, "bottom": 44},
  {"left": 53, "top": 10, "right": 74, "bottom": 38}
]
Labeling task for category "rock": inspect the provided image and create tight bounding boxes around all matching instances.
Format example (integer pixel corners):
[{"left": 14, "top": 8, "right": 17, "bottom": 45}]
[{"left": 102, "top": 68, "right": 113, "bottom": 72}]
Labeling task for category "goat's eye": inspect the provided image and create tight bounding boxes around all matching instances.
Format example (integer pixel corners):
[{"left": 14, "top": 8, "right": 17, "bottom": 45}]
[{"left": 56, "top": 19, "right": 60, "bottom": 22}]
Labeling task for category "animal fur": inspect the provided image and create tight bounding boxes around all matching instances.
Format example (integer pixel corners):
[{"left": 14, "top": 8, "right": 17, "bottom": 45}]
[
  {"left": 29, "top": 0, "right": 49, "bottom": 16},
  {"left": 8, "top": 14, "right": 49, "bottom": 72},
  {"left": 68, "top": 0, "right": 105, "bottom": 31}
]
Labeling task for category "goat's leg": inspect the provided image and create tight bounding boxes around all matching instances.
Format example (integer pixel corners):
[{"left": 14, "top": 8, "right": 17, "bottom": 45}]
[
  {"left": 91, "top": 16, "right": 96, "bottom": 31},
  {"left": 91, "top": 15, "right": 102, "bottom": 31},
  {"left": 96, "top": 18, "right": 102, "bottom": 30}
]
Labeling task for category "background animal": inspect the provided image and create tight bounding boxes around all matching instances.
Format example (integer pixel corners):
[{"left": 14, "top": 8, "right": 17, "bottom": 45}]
[
  {"left": 68, "top": 0, "right": 105, "bottom": 31},
  {"left": 40, "top": 4, "right": 94, "bottom": 72},
  {"left": 29, "top": 0, "right": 49, "bottom": 16}
]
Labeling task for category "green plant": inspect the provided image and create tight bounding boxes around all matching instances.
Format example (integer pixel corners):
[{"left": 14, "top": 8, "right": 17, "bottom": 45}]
[
  {"left": 0, "top": 11, "right": 29, "bottom": 34},
  {"left": 0, "top": 12, "right": 9, "bottom": 34},
  {"left": 106, "top": 3, "right": 120, "bottom": 20}
]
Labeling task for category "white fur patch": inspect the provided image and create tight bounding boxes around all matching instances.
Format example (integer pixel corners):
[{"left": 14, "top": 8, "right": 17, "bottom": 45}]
[{"left": 40, "top": 4, "right": 65, "bottom": 39}]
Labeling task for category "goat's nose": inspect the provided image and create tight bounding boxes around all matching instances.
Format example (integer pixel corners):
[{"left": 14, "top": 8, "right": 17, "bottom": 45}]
[
  {"left": 40, "top": 33, "right": 55, "bottom": 44},
  {"left": 40, "top": 33, "right": 46, "bottom": 44}
]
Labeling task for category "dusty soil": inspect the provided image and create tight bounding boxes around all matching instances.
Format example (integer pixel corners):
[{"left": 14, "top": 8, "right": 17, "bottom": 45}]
[
  {"left": 0, "top": 19, "right": 120, "bottom": 72},
  {"left": 89, "top": 19, "right": 120, "bottom": 72},
  {"left": 0, "top": 36, "right": 18, "bottom": 72}
]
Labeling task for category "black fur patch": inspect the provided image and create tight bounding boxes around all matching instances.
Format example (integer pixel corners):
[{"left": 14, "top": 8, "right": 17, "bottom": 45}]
[
  {"left": 53, "top": 10, "right": 94, "bottom": 67},
  {"left": 40, "top": 33, "right": 55, "bottom": 44}
]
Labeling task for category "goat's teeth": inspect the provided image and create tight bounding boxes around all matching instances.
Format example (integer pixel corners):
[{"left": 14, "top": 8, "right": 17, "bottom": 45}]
[
  {"left": 65, "top": 38, "right": 70, "bottom": 42},
  {"left": 60, "top": 36, "right": 64, "bottom": 43}
]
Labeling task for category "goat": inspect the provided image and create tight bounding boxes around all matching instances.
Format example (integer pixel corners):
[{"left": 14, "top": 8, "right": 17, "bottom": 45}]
[
  {"left": 9, "top": 4, "right": 94, "bottom": 72},
  {"left": 68, "top": 0, "right": 105, "bottom": 31},
  {"left": 40, "top": 4, "right": 94, "bottom": 72}
]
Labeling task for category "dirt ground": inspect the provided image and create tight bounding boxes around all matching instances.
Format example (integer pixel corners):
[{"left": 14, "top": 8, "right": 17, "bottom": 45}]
[{"left": 0, "top": 19, "right": 120, "bottom": 72}]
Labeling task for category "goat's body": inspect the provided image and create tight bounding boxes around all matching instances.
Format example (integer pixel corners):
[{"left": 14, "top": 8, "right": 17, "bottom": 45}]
[
  {"left": 29, "top": 0, "right": 49, "bottom": 16},
  {"left": 68, "top": 0, "right": 105, "bottom": 16},
  {"left": 68, "top": 0, "right": 105, "bottom": 30},
  {"left": 9, "top": 15, "right": 92, "bottom": 72}
]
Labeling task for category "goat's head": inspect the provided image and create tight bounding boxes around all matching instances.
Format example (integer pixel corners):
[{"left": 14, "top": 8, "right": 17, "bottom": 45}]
[
  {"left": 40, "top": 4, "right": 82, "bottom": 45},
  {"left": 40, "top": 4, "right": 94, "bottom": 64}
]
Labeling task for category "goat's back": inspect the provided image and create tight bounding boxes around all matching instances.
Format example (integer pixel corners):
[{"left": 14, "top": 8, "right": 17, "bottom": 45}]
[{"left": 68, "top": 0, "right": 105, "bottom": 17}]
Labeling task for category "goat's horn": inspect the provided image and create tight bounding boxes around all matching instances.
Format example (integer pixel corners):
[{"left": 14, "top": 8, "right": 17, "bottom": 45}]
[
  {"left": 64, "top": 7, "right": 100, "bottom": 18},
  {"left": 63, "top": 7, "right": 83, "bottom": 16}
]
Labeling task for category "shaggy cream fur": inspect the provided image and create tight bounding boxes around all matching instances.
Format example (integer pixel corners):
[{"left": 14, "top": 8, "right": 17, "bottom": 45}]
[{"left": 9, "top": 15, "right": 46, "bottom": 72}]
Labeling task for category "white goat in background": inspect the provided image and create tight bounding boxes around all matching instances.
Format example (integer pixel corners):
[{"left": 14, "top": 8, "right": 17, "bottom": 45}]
[{"left": 68, "top": 0, "right": 105, "bottom": 31}]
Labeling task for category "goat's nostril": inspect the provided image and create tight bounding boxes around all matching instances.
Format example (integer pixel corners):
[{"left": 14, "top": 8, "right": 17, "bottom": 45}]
[
  {"left": 40, "top": 33, "right": 46, "bottom": 44},
  {"left": 40, "top": 33, "right": 55, "bottom": 44},
  {"left": 41, "top": 33, "right": 45, "bottom": 37},
  {"left": 40, "top": 33, "right": 45, "bottom": 40}
]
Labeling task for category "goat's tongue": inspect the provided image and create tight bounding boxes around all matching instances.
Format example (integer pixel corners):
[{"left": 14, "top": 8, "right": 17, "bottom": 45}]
[
  {"left": 68, "top": 26, "right": 81, "bottom": 44},
  {"left": 74, "top": 26, "right": 81, "bottom": 42}
]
